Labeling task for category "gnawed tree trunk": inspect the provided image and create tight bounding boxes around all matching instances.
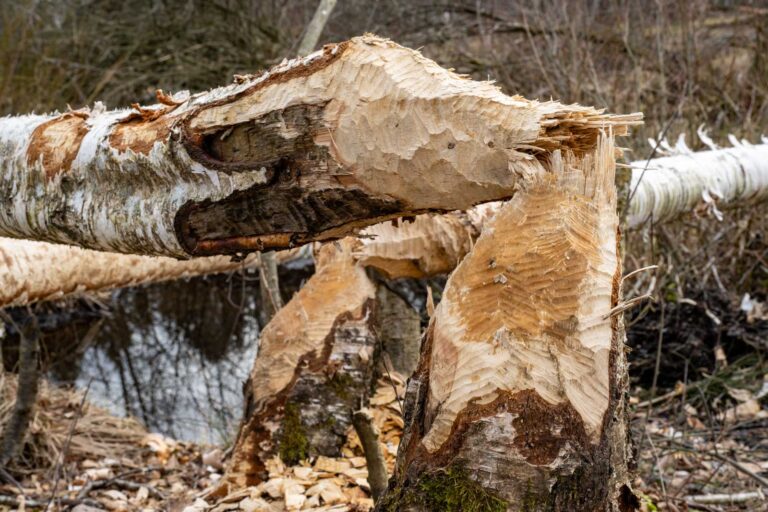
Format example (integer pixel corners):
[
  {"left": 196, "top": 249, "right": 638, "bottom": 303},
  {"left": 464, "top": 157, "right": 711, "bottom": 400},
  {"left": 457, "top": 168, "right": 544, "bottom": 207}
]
[
  {"left": 219, "top": 212, "right": 487, "bottom": 493},
  {"left": 377, "top": 133, "right": 637, "bottom": 511},
  {"left": 4, "top": 140, "right": 766, "bottom": 308},
  {"left": 0, "top": 35, "right": 637, "bottom": 258},
  {"left": 1, "top": 35, "right": 641, "bottom": 506},
  {"left": 224, "top": 239, "right": 380, "bottom": 490},
  {"left": 0, "top": 133, "right": 761, "bottom": 309},
  {"left": 0, "top": 237, "right": 263, "bottom": 307}
]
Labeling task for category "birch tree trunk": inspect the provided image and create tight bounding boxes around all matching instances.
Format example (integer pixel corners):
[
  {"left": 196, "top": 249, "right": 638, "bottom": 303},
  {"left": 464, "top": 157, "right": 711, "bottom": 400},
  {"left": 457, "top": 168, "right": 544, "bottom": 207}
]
[
  {"left": 4, "top": 136, "right": 766, "bottom": 309},
  {"left": 377, "top": 133, "right": 637, "bottom": 511},
  {"left": 627, "top": 140, "right": 768, "bottom": 226},
  {"left": 0, "top": 35, "right": 637, "bottom": 258}
]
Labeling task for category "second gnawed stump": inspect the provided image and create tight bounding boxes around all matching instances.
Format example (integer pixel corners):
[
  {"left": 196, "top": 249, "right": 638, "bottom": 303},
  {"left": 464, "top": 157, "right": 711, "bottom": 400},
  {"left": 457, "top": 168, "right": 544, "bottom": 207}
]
[
  {"left": 379, "top": 133, "right": 636, "bottom": 511},
  {"left": 221, "top": 239, "right": 423, "bottom": 495}
]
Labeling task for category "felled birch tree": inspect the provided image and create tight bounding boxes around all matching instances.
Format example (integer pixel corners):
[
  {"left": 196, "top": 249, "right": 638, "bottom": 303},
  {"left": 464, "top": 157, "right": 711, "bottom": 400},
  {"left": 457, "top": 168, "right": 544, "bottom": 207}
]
[
  {"left": 627, "top": 137, "right": 768, "bottom": 226},
  {"left": 0, "top": 238, "right": 264, "bottom": 307},
  {"left": 0, "top": 35, "right": 641, "bottom": 509},
  {"left": 4, "top": 136, "right": 768, "bottom": 309},
  {"left": 0, "top": 36, "right": 635, "bottom": 258}
]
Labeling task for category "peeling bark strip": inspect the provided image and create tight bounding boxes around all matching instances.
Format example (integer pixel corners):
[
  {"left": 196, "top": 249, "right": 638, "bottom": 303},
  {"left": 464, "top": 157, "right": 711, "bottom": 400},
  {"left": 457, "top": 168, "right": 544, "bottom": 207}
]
[
  {"left": 380, "top": 134, "right": 635, "bottom": 511},
  {"left": 0, "top": 35, "right": 638, "bottom": 258},
  {"left": 0, "top": 237, "right": 265, "bottom": 308}
]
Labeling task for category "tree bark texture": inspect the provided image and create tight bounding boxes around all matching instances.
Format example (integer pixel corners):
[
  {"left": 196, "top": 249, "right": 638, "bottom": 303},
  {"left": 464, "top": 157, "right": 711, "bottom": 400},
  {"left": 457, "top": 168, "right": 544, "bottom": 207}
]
[
  {"left": 0, "top": 237, "right": 262, "bottom": 308},
  {"left": 377, "top": 133, "right": 638, "bottom": 512},
  {"left": 4, "top": 138, "right": 766, "bottom": 308},
  {"left": 627, "top": 139, "right": 768, "bottom": 227},
  {"left": 0, "top": 35, "right": 638, "bottom": 258},
  {"left": 0, "top": 318, "right": 40, "bottom": 467}
]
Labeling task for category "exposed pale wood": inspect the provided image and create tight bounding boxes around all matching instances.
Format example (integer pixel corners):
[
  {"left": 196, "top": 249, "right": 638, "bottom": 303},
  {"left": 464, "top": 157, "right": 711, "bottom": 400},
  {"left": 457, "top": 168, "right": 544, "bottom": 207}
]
[
  {"left": 0, "top": 35, "right": 638, "bottom": 258},
  {"left": 0, "top": 237, "right": 260, "bottom": 308},
  {"left": 379, "top": 132, "right": 635, "bottom": 511},
  {"left": 355, "top": 213, "right": 481, "bottom": 279},
  {"left": 223, "top": 238, "right": 379, "bottom": 492}
]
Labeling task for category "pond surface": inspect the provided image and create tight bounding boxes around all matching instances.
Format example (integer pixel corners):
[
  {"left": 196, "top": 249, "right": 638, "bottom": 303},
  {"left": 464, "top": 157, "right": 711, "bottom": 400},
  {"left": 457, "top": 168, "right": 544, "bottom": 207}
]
[{"left": 1, "top": 260, "right": 314, "bottom": 445}]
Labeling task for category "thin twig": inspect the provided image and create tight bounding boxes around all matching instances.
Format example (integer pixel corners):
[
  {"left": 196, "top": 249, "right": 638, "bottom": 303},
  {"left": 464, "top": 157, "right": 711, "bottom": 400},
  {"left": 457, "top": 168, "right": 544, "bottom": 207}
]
[
  {"left": 45, "top": 378, "right": 93, "bottom": 510},
  {"left": 380, "top": 352, "right": 404, "bottom": 415}
]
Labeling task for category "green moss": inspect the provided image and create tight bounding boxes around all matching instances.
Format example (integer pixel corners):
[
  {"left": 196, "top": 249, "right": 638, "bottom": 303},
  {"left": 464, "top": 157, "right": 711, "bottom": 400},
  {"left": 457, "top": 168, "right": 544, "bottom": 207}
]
[
  {"left": 521, "top": 480, "right": 541, "bottom": 512},
  {"left": 278, "top": 403, "right": 309, "bottom": 465},
  {"left": 381, "top": 465, "right": 507, "bottom": 512},
  {"left": 639, "top": 494, "right": 658, "bottom": 512},
  {"left": 326, "top": 372, "right": 355, "bottom": 400}
]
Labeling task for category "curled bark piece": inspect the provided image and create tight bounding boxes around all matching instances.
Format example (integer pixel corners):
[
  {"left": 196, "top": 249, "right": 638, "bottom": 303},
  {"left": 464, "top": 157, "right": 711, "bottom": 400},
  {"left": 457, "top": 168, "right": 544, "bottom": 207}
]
[
  {"left": 352, "top": 408, "right": 389, "bottom": 502},
  {"left": 378, "top": 133, "right": 636, "bottom": 511},
  {"left": 0, "top": 35, "right": 638, "bottom": 258}
]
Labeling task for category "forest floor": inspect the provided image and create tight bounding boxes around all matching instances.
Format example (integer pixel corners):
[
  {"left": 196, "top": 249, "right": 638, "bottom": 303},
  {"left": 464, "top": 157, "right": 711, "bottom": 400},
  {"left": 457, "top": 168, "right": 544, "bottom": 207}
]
[
  {"left": 1, "top": 365, "right": 767, "bottom": 512},
  {"left": 2, "top": 283, "right": 768, "bottom": 512}
]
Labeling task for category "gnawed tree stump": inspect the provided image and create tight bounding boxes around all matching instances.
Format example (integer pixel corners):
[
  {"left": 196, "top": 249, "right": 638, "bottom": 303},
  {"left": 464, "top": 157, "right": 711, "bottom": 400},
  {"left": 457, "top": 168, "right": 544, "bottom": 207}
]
[
  {"left": 377, "top": 133, "right": 637, "bottom": 511},
  {"left": 224, "top": 239, "right": 379, "bottom": 490},
  {"left": 0, "top": 36, "right": 637, "bottom": 258},
  {"left": 219, "top": 213, "right": 487, "bottom": 493}
]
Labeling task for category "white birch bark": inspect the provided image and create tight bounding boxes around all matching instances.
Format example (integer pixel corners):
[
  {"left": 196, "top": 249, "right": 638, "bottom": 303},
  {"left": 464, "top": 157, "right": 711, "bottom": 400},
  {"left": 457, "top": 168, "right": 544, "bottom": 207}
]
[
  {"left": 627, "top": 139, "right": 768, "bottom": 227},
  {"left": 0, "top": 35, "right": 638, "bottom": 258}
]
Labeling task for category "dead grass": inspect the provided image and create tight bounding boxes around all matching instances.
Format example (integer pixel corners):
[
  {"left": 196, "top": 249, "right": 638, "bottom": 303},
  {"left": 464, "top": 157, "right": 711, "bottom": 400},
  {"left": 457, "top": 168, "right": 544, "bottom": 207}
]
[{"left": 0, "top": 371, "right": 145, "bottom": 474}]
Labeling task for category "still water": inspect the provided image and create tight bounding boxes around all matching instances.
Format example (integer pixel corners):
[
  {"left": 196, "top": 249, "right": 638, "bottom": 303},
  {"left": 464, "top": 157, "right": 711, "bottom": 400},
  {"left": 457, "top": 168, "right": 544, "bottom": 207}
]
[{"left": 2, "top": 261, "right": 313, "bottom": 445}]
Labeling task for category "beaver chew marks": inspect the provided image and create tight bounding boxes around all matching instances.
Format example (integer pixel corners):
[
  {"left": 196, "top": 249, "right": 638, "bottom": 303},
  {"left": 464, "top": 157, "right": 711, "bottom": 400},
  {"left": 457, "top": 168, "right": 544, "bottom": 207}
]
[{"left": 176, "top": 102, "right": 407, "bottom": 255}]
